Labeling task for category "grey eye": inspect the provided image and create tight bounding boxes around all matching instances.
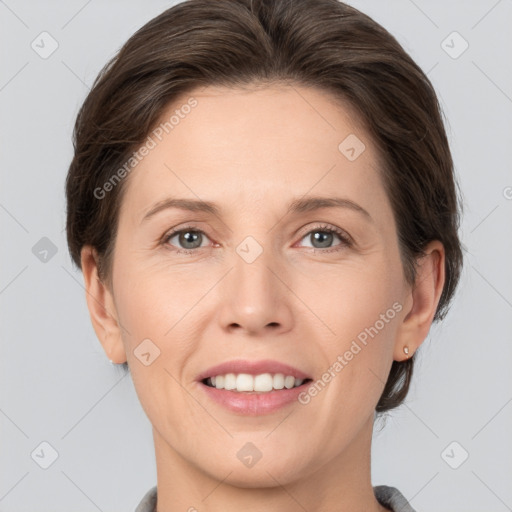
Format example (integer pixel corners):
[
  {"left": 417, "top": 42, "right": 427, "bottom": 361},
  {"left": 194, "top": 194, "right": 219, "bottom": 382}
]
[
  {"left": 166, "top": 229, "right": 209, "bottom": 250},
  {"left": 300, "top": 228, "right": 346, "bottom": 249}
]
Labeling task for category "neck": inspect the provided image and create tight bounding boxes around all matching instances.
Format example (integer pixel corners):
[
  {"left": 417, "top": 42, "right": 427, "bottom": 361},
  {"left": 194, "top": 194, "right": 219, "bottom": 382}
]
[{"left": 153, "top": 414, "right": 388, "bottom": 512}]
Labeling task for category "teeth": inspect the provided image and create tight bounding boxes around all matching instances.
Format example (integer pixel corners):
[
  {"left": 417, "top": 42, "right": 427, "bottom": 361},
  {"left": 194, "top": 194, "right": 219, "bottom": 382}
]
[
  {"left": 224, "top": 373, "right": 236, "bottom": 390},
  {"left": 254, "top": 373, "right": 273, "bottom": 392},
  {"left": 284, "top": 375, "right": 295, "bottom": 389},
  {"left": 236, "top": 373, "right": 254, "bottom": 391},
  {"left": 206, "top": 373, "right": 306, "bottom": 392},
  {"left": 214, "top": 375, "right": 224, "bottom": 389}
]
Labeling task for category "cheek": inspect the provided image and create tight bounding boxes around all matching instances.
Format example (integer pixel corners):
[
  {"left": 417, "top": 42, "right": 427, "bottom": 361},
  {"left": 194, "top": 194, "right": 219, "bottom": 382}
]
[
  {"left": 298, "top": 256, "right": 402, "bottom": 345},
  {"left": 113, "top": 262, "right": 202, "bottom": 423},
  {"left": 114, "top": 256, "right": 203, "bottom": 330},
  {"left": 296, "top": 256, "right": 402, "bottom": 413}
]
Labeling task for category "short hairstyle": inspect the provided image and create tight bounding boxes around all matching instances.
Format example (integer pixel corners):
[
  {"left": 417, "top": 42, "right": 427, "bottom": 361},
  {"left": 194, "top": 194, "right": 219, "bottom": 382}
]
[{"left": 65, "top": 0, "right": 464, "bottom": 413}]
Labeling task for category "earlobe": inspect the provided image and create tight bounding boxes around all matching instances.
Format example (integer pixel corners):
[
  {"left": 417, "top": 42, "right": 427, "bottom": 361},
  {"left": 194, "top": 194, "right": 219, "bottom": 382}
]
[
  {"left": 80, "top": 245, "right": 127, "bottom": 364},
  {"left": 393, "top": 240, "right": 446, "bottom": 361}
]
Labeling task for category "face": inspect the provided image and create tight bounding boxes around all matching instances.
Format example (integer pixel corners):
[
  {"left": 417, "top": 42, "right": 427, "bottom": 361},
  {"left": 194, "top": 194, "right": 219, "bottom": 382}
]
[{"left": 106, "top": 84, "right": 412, "bottom": 485}]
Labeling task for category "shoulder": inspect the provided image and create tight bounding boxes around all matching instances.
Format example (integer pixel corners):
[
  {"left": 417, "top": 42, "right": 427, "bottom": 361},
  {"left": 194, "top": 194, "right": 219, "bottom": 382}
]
[
  {"left": 135, "top": 484, "right": 416, "bottom": 512},
  {"left": 134, "top": 485, "right": 157, "bottom": 512},
  {"left": 373, "top": 485, "right": 416, "bottom": 512}
]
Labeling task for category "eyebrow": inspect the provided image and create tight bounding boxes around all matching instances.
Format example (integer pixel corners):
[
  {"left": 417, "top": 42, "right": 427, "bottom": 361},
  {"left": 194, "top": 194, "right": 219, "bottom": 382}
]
[
  {"left": 286, "top": 196, "right": 372, "bottom": 221},
  {"left": 141, "top": 195, "right": 373, "bottom": 224}
]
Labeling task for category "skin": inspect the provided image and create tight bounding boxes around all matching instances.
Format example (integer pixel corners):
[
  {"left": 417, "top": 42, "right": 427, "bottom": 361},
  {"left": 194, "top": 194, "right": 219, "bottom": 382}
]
[{"left": 81, "top": 84, "right": 445, "bottom": 512}]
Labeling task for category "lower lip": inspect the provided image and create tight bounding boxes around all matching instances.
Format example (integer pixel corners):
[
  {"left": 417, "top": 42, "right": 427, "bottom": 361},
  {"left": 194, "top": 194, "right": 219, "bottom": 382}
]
[{"left": 198, "top": 381, "right": 311, "bottom": 415}]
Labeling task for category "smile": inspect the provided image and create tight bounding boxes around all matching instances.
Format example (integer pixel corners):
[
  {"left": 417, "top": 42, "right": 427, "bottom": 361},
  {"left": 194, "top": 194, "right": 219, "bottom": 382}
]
[
  {"left": 196, "top": 359, "right": 313, "bottom": 415},
  {"left": 203, "top": 373, "right": 310, "bottom": 393}
]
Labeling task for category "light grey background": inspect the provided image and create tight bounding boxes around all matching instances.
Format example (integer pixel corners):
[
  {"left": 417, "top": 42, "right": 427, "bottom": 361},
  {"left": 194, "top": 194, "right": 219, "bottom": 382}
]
[{"left": 1, "top": 1, "right": 511, "bottom": 511}]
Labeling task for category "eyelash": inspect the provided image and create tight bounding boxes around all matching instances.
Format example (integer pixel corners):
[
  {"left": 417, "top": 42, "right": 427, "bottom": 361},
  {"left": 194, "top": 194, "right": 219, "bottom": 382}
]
[{"left": 161, "top": 223, "right": 353, "bottom": 255}]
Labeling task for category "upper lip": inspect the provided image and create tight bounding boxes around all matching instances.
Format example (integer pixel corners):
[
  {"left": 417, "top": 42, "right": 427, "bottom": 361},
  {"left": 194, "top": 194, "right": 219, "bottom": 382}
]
[{"left": 197, "top": 359, "right": 312, "bottom": 382}]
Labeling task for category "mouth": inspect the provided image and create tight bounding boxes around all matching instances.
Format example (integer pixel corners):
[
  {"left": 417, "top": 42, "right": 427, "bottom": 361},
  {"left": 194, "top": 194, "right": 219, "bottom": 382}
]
[
  {"left": 196, "top": 359, "right": 313, "bottom": 415},
  {"left": 201, "top": 373, "right": 313, "bottom": 393}
]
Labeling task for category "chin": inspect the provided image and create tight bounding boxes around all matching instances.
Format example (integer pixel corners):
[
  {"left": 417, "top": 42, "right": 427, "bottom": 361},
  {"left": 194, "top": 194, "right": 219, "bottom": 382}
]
[
  {"left": 196, "top": 447, "right": 310, "bottom": 489},
  {"left": 215, "top": 464, "right": 306, "bottom": 489}
]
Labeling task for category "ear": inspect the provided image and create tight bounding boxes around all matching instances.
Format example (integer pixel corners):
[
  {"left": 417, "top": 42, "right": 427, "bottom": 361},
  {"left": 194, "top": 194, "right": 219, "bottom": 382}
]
[
  {"left": 80, "top": 245, "right": 127, "bottom": 364},
  {"left": 393, "top": 240, "right": 446, "bottom": 361}
]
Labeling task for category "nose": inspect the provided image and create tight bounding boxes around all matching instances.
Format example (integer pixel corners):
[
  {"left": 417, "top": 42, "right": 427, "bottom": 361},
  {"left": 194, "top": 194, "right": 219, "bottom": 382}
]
[{"left": 216, "top": 244, "right": 294, "bottom": 337}]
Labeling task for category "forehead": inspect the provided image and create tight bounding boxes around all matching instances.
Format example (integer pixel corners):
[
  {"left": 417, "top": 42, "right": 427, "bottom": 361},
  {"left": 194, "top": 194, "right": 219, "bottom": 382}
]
[{"left": 119, "top": 84, "right": 386, "bottom": 221}]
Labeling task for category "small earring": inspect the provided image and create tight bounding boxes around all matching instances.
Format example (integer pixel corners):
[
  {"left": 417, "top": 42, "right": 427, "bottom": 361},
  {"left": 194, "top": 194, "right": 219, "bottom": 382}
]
[{"left": 403, "top": 346, "right": 410, "bottom": 358}]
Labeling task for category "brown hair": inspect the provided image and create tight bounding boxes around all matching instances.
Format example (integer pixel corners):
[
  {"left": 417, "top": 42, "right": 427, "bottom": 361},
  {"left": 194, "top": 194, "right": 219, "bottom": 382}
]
[{"left": 65, "top": 0, "right": 464, "bottom": 413}]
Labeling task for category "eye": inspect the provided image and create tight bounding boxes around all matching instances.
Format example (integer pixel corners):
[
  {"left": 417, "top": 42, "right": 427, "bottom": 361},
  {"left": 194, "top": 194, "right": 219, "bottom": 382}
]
[
  {"left": 297, "top": 224, "right": 352, "bottom": 252},
  {"left": 161, "top": 223, "right": 352, "bottom": 255},
  {"left": 162, "top": 226, "right": 211, "bottom": 253}
]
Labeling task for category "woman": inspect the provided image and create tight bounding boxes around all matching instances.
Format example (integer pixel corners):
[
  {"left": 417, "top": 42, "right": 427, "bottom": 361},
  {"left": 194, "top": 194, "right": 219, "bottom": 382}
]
[{"left": 65, "top": 0, "right": 463, "bottom": 510}]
